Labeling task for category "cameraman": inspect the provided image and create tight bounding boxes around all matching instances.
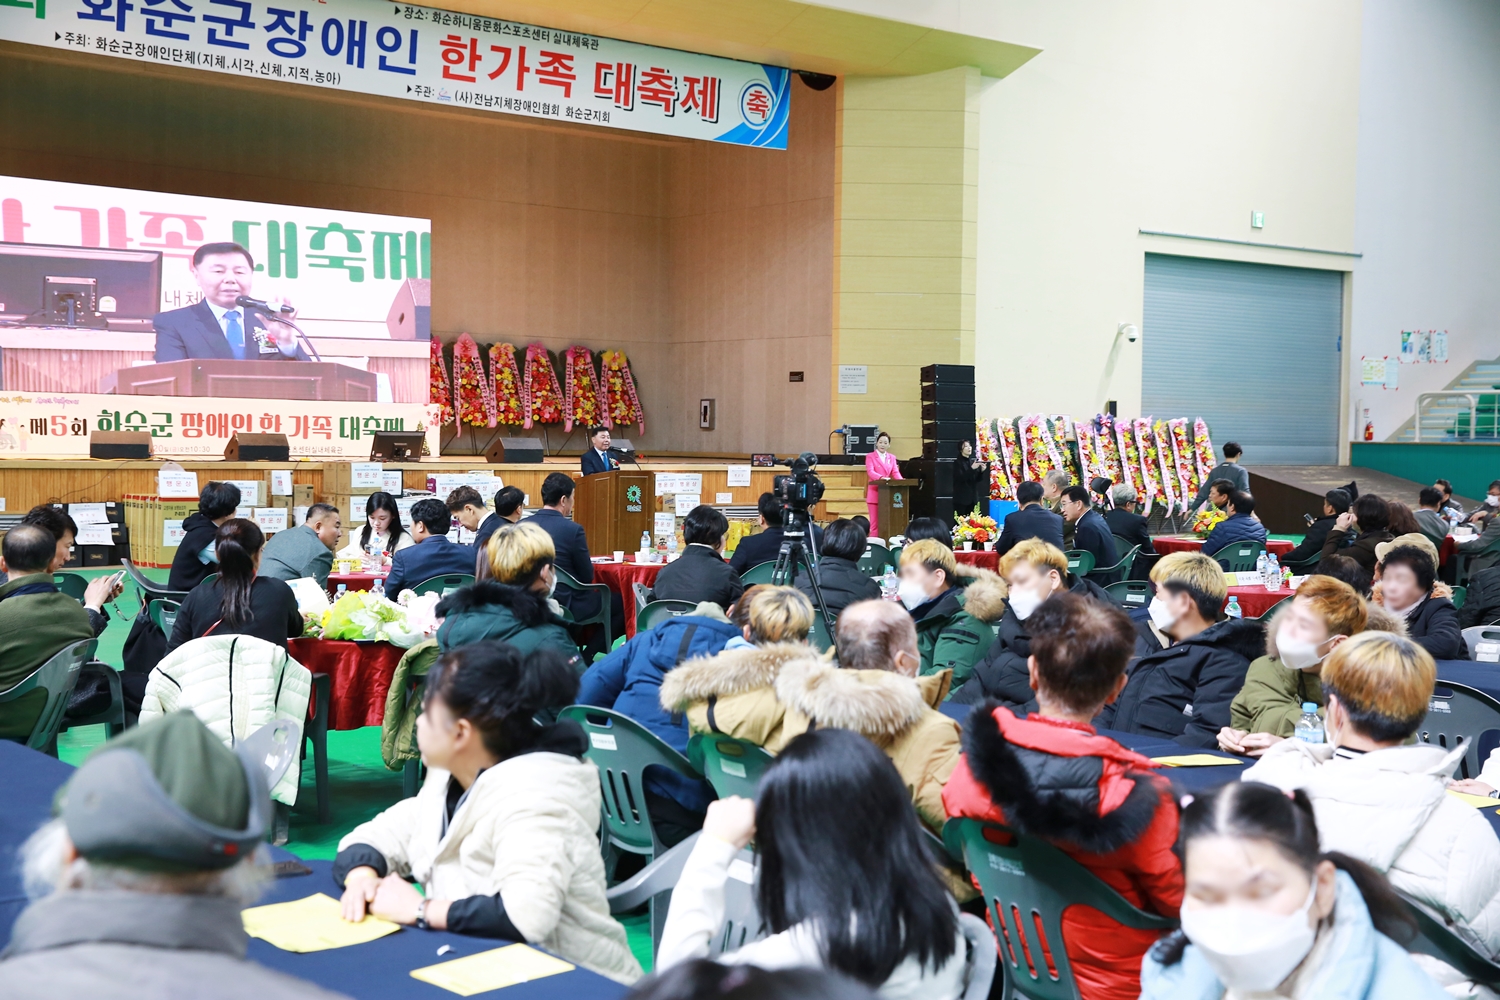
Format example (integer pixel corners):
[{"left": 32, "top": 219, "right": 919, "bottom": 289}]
[{"left": 729, "top": 493, "right": 823, "bottom": 575}]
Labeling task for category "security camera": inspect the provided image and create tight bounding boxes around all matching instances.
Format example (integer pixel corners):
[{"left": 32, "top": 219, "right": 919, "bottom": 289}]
[{"left": 1118, "top": 322, "right": 1140, "bottom": 343}]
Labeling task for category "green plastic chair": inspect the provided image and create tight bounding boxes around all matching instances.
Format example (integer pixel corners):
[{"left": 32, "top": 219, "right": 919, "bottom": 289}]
[
  {"left": 943, "top": 817, "right": 1177, "bottom": 1000},
  {"left": 555, "top": 566, "right": 612, "bottom": 649},
  {"left": 858, "top": 545, "right": 892, "bottom": 576},
  {"left": 688, "top": 733, "right": 774, "bottom": 799},
  {"left": 1405, "top": 894, "right": 1500, "bottom": 988},
  {"left": 411, "top": 574, "right": 475, "bottom": 597},
  {"left": 149, "top": 598, "right": 181, "bottom": 638},
  {"left": 1063, "top": 550, "right": 1095, "bottom": 577},
  {"left": 1453, "top": 585, "right": 1468, "bottom": 610},
  {"left": 740, "top": 561, "right": 778, "bottom": 585},
  {"left": 61, "top": 663, "right": 128, "bottom": 739},
  {"left": 1416, "top": 680, "right": 1500, "bottom": 781},
  {"left": 1256, "top": 595, "right": 1293, "bottom": 620},
  {"left": 0, "top": 639, "right": 96, "bottom": 754},
  {"left": 52, "top": 572, "right": 90, "bottom": 602},
  {"left": 1210, "top": 540, "right": 1265, "bottom": 574},
  {"left": 637, "top": 599, "right": 698, "bottom": 632},
  {"left": 1092, "top": 544, "right": 1139, "bottom": 582},
  {"left": 120, "top": 558, "right": 188, "bottom": 606},
  {"left": 1104, "top": 579, "right": 1152, "bottom": 609},
  {"left": 808, "top": 613, "right": 833, "bottom": 653}
]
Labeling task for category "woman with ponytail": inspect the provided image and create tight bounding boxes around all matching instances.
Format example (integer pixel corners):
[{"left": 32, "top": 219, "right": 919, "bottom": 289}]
[
  {"left": 165, "top": 518, "right": 302, "bottom": 653},
  {"left": 333, "top": 643, "right": 641, "bottom": 985},
  {"left": 1141, "top": 781, "right": 1445, "bottom": 999}
]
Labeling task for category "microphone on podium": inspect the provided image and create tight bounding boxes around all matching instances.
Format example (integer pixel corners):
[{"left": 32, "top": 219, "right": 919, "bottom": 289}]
[{"left": 233, "top": 294, "right": 294, "bottom": 316}]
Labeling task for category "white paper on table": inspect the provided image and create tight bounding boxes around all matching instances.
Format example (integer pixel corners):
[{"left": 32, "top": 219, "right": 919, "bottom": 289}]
[
  {"left": 726, "top": 465, "right": 751, "bottom": 487},
  {"left": 254, "top": 508, "right": 289, "bottom": 532},
  {"left": 158, "top": 468, "right": 199, "bottom": 498},
  {"left": 674, "top": 494, "right": 701, "bottom": 516},
  {"left": 654, "top": 512, "right": 676, "bottom": 537},
  {"left": 271, "top": 470, "right": 293, "bottom": 496},
  {"left": 69, "top": 502, "right": 109, "bottom": 525},
  {"left": 350, "top": 462, "right": 383, "bottom": 489},
  {"left": 75, "top": 523, "right": 113, "bottom": 546}
]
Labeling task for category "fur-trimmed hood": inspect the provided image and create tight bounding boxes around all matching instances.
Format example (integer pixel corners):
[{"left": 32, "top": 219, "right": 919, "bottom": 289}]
[
  {"left": 658, "top": 641, "right": 820, "bottom": 711},
  {"left": 435, "top": 579, "right": 559, "bottom": 626},
  {"left": 954, "top": 563, "right": 1008, "bottom": 623},
  {"left": 773, "top": 660, "right": 929, "bottom": 739},
  {"left": 1262, "top": 594, "right": 1409, "bottom": 659},
  {"left": 960, "top": 702, "right": 1166, "bottom": 854}
]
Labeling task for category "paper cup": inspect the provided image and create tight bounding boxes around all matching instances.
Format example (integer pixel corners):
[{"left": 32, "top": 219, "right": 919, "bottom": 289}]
[
  {"left": 983, "top": 541, "right": 994, "bottom": 551},
  {"left": 613, "top": 551, "right": 624, "bottom": 562},
  {"left": 962, "top": 541, "right": 973, "bottom": 551}
]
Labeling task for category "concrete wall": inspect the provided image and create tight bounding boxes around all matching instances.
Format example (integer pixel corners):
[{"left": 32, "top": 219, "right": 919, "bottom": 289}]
[{"left": 1349, "top": 0, "right": 1500, "bottom": 441}]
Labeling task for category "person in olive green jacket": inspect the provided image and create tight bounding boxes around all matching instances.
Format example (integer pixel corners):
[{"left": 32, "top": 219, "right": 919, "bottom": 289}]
[
  {"left": 0, "top": 524, "right": 95, "bottom": 739},
  {"left": 896, "top": 539, "right": 1007, "bottom": 689},
  {"left": 434, "top": 521, "right": 581, "bottom": 672},
  {"left": 1218, "top": 574, "right": 1404, "bottom": 755}
]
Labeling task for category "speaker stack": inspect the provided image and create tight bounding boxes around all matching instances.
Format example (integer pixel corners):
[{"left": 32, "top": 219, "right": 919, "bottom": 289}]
[{"left": 904, "top": 364, "right": 975, "bottom": 526}]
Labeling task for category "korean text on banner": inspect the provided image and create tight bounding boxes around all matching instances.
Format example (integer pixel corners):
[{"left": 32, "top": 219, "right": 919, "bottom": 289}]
[{"left": 0, "top": 1, "right": 790, "bottom": 149}]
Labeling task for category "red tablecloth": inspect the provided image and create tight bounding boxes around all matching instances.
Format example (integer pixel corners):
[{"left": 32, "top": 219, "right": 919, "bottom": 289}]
[
  {"left": 1225, "top": 585, "right": 1296, "bottom": 618},
  {"left": 1155, "top": 535, "right": 1296, "bottom": 558},
  {"left": 591, "top": 558, "right": 665, "bottom": 638},
  {"left": 955, "top": 549, "right": 999, "bottom": 572},
  {"left": 289, "top": 637, "right": 406, "bottom": 731},
  {"left": 327, "top": 572, "right": 386, "bottom": 594}
]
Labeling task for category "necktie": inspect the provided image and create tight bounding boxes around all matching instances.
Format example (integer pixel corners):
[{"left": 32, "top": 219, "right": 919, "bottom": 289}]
[{"left": 224, "top": 309, "right": 244, "bottom": 359}]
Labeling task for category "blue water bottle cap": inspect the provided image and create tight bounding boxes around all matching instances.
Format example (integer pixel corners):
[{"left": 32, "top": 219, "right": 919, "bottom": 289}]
[{"left": 1302, "top": 702, "right": 1318, "bottom": 712}]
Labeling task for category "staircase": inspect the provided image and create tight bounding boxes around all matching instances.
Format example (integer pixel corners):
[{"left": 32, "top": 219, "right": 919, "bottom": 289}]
[{"left": 1392, "top": 360, "right": 1500, "bottom": 442}]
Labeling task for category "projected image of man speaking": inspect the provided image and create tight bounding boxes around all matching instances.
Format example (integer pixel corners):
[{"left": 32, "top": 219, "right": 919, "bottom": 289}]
[{"left": 152, "top": 242, "right": 308, "bottom": 362}]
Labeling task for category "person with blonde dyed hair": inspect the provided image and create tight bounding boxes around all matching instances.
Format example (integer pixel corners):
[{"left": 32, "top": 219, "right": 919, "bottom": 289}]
[
  {"left": 954, "top": 537, "right": 1113, "bottom": 706},
  {"left": 895, "top": 538, "right": 1006, "bottom": 686},
  {"left": 1220, "top": 574, "right": 1407, "bottom": 755},
  {"left": 434, "top": 521, "right": 581, "bottom": 671},
  {"left": 1244, "top": 632, "right": 1500, "bottom": 989},
  {"left": 1098, "top": 552, "right": 1264, "bottom": 747}
]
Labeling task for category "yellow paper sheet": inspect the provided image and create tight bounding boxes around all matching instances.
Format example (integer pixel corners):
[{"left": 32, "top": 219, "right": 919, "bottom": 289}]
[
  {"left": 410, "top": 944, "right": 575, "bottom": 996},
  {"left": 241, "top": 892, "right": 402, "bottom": 953},
  {"left": 1152, "top": 754, "right": 1245, "bottom": 767},
  {"left": 1447, "top": 789, "right": 1500, "bottom": 810}
]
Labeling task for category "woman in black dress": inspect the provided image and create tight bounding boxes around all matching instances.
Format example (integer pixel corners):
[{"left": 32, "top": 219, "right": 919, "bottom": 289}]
[{"left": 953, "top": 439, "right": 990, "bottom": 517}]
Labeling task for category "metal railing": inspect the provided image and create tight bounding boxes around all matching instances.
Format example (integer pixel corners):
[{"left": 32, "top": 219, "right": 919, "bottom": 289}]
[{"left": 1414, "top": 392, "right": 1478, "bottom": 442}]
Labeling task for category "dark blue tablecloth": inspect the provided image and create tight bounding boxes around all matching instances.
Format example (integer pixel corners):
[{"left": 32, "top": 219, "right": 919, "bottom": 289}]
[{"left": 0, "top": 740, "right": 628, "bottom": 999}]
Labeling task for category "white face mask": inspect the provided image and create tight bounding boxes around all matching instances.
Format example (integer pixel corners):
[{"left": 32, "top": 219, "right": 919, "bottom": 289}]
[
  {"left": 1487, "top": 494, "right": 1500, "bottom": 507},
  {"left": 1148, "top": 595, "right": 1177, "bottom": 631},
  {"left": 1277, "top": 621, "right": 1335, "bottom": 671},
  {"left": 1007, "top": 586, "right": 1044, "bottom": 622},
  {"left": 897, "top": 578, "right": 930, "bottom": 611},
  {"left": 1180, "top": 879, "right": 1319, "bottom": 993}
]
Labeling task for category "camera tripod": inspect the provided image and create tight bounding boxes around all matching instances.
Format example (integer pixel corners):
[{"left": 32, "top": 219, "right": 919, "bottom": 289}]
[{"left": 771, "top": 509, "right": 835, "bottom": 637}]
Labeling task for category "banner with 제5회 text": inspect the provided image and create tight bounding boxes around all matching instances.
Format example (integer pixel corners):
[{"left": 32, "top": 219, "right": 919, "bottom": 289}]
[{"left": 0, "top": 0, "right": 791, "bottom": 148}]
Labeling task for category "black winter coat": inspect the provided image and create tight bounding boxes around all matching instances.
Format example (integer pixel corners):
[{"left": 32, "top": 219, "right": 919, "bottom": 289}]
[
  {"left": 1403, "top": 594, "right": 1464, "bottom": 660},
  {"left": 953, "top": 574, "right": 1115, "bottom": 707},
  {"left": 1097, "top": 616, "right": 1265, "bottom": 747},
  {"left": 1460, "top": 566, "right": 1500, "bottom": 629},
  {"left": 167, "top": 512, "right": 221, "bottom": 592},
  {"left": 954, "top": 459, "right": 990, "bottom": 518},
  {"left": 793, "top": 555, "right": 881, "bottom": 620},
  {"left": 1284, "top": 514, "right": 1338, "bottom": 564},
  {"left": 651, "top": 544, "right": 745, "bottom": 610}
]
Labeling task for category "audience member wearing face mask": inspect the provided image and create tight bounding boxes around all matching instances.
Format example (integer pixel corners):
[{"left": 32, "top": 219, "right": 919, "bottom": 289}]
[
  {"left": 952, "top": 539, "right": 1112, "bottom": 707},
  {"left": 945, "top": 592, "right": 1183, "bottom": 1000},
  {"left": 1141, "top": 781, "right": 1445, "bottom": 1000},
  {"left": 1373, "top": 544, "right": 1463, "bottom": 660},
  {"left": 1240, "top": 631, "right": 1500, "bottom": 991},
  {"left": 1454, "top": 481, "right": 1500, "bottom": 576},
  {"left": 434, "top": 522, "right": 581, "bottom": 671},
  {"left": 1097, "top": 553, "right": 1264, "bottom": 747},
  {"left": 1219, "top": 575, "right": 1404, "bottom": 756},
  {"left": 894, "top": 539, "right": 1006, "bottom": 687}
]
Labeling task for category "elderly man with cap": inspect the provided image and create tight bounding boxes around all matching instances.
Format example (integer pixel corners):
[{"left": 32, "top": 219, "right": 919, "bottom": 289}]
[{"left": 3, "top": 711, "right": 347, "bottom": 1000}]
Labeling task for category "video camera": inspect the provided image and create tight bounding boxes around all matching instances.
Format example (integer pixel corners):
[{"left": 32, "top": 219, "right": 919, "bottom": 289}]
[{"left": 772, "top": 453, "right": 825, "bottom": 516}]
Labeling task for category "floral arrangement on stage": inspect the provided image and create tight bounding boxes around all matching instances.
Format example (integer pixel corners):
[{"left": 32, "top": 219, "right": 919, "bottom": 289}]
[
  {"left": 1074, "top": 419, "right": 1106, "bottom": 486},
  {"left": 429, "top": 336, "right": 453, "bottom": 427},
  {"left": 304, "top": 590, "right": 440, "bottom": 647},
  {"left": 1019, "top": 414, "right": 1065, "bottom": 481},
  {"left": 1094, "top": 414, "right": 1125, "bottom": 484},
  {"left": 976, "top": 419, "right": 1014, "bottom": 502},
  {"left": 452, "top": 334, "right": 496, "bottom": 427},
  {"left": 1168, "top": 417, "right": 1200, "bottom": 509},
  {"left": 1151, "top": 420, "right": 1181, "bottom": 513},
  {"left": 563, "top": 346, "right": 604, "bottom": 432},
  {"left": 1048, "top": 416, "right": 1079, "bottom": 483},
  {"left": 952, "top": 511, "right": 998, "bottom": 546},
  {"left": 600, "top": 350, "right": 645, "bottom": 435},
  {"left": 1193, "top": 417, "right": 1217, "bottom": 483},
  {"left": 1134, "top": 418, "right": 1170, "bottom": 511},
  {"left": 1114, "top": 419, "right": 1150, "bottom": 515},
  {"left": 491, "top": 344, "right": 525, "bottom": 426},
  {"left": 1192, "top": 506, "right": 1227, "bottom": 538},
  {"left": 998, "top": 419, "right": 1024, "bottom": 489},
  {"left": 522, "top": 343, "right": 565, "bottom": 429}
]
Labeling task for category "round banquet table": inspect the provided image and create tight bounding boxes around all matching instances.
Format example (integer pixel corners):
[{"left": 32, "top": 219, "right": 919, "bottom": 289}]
[
  {"left": 590, "top": 556, "right": 665, "bottom": 638},
  {"left": 1155, "top": 535, "right": 1295, "bottom": 558},
  {"left": 326, "top": 571, "right": 386, "bottom": 595},
  {"left": 1224, "top": 584, "right": 1296, "bottom": 619},
  {"left": 288, "top": 637, "right": 406, "bottom": 731},
  {"left": 955, "top": 549, "right": 1000, "bottom": 572}
]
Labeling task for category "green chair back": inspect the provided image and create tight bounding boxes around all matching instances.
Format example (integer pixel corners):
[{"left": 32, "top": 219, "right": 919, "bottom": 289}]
[
  {"left": 688, "top": 734, "right": 774, "bottom": 799},
  {"left": 1093, "top": 544, "right": 1139, "bottom": 580},
  {"left": 148, "top": 598, "right": 181, "bottom": 638},
  {"left": 1453, "top": 585, "right": 1468, "bottom": 610},
  {"left": 858, "top": 545, "right": 892, "bottom": 577},
  {"left": 808, "top": 613, "right": 833, "bottom": 653},
  {"left": 1405, "top": 895, "right": 1500, "bottom": 988},
  {"left": 1256, "top": 596, "right": 1293, "bottom": 620},
  {"left": 0, "top": 639, "right": 96, "bottom": 753},
  {"left": 739, "top": 561, "right": 778, "bottom": 585},
  {"left": 1111, "top": 534, "right": 1136, "bottom": 560},
  {"left": 411, "top": 574, "right": 475, "bottom": 597},
  {"left": 52, "top": 572, "right": 90, "bottom": 602},
  {"left": 559, "top": 705, "right": 701, "bottom": 856},
  {"left": 1063, "top": 550, "right": 1095, "bottom": 577},
  {"left": 1104, "top": 579, "right": 1152, "bottom": 609},
  {"left": 1212, "top": 541, "right": 1265, "bottom": 574},
  {"left": 1417, "top": 680, "right": 1500, "bottom": 781},
  {"left": 943, "top": 818, "right": 1176, "bottom": 1000},
  {"left": 555, "top": 566, "right": 613, "bottom": 649},
  {"left": 120, "top": 558, "right": 188, "bottom": 605},
  {"left": 637, "top": 600, "right": 699, "bottom": 632}
]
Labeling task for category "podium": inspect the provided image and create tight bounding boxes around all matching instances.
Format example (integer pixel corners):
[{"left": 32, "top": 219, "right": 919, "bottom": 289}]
[
  {"left": 573, "top": 470, "right": 653, "bottom": 556},
  {"left": 875, "top": 479, "right": 918, "bottom": 539},
  {"left": 108, "top": 359, "right": 379, "bottom": 401}
]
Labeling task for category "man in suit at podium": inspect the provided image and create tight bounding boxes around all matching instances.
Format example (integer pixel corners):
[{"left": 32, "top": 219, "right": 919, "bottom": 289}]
[
  {"left": 152, "top": 242, "right": 309, "bottom": 363},
  {"left": 580, "top": 426, "right": 619, "bottom": 476}
]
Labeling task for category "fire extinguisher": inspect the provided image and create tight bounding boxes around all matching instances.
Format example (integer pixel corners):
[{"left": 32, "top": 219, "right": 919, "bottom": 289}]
[{"left": 1363, "top": 410, "right": 1374, "bottom": 441}]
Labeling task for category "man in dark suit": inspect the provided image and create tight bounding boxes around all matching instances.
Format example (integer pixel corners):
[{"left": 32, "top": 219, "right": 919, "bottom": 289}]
[
  {"left": 994, "top": 481, "right": 1065, "bottom": 558},
  {"left": 472, "top": 486, "right": 525, "bottom": 557},
  {"left": 383, "top": 498, "right": 476, "bottom": 596},
  {"left": 1062, "top": 484, "right": 1121, "bottom": 585},
  {"left": 580, "top": 426, "right": 618, "bottom": 477},
  {"left": 1104, "top": 484, "right": 1156, "bottom": 578},
  {"left": 152, "top": 242, "right": 309, "bottom": 363},
  {"left": 527, "top": 472, "right": 601, "bottom": 619},
  {"left": 728, "top": 493, "right": 823, "bottom": 574},
  {"left": 651, "top": 506, "right": 745, "bottom": 608},
  {"left": 1284, "top": 488, "right": 1350, "bottom": 564}
]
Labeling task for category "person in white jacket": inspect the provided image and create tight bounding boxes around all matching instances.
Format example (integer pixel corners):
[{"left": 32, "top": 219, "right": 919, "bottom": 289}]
[
  {"left": 1242, "top": 631, "right": 1500, "bottom": 993},
  {"left": 655, "top": 729, "right": 966, "bottom": 1000},
  {"left": 334, "top": 643, "right": 642, "bottom": 985}
]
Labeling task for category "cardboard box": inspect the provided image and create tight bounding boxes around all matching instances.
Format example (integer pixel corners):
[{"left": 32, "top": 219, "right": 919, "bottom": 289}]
[
  {"left": 325, "top": 462, "right": 384, "bottom": 495},
  {"left": 222, "top": 478, "right": 268, "bottom": 507}
]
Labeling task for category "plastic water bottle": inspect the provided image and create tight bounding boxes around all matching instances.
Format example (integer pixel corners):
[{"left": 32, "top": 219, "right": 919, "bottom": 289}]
[
  {"left": 881, "top": 568, "right": 899, "bottom": 600},
  {"left": 666, "top": 534, "right": 678, "bottom": 559},
  {"left": 335, "top": 583, "right": 347, "bottom": 600},
  {"left": 371, "top": 577, "right": 385, "bottom": 600},
  {"left": 1295, "top": 703, "right": 1325, "bottom": 744},
  {"left": 1225, "top": 596, "right": 1242, "bottom": 619},
  {"left": 1256, "top": 551, "right": 1268, "bottom": 584},
  {"left": 1265, "top": 554, "right": 1281, "bottom": 591}
]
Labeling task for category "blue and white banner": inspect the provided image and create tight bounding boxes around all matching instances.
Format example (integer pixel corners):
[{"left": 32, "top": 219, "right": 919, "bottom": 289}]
[{"left": 0, "top": 0, "right": 791, "bottom": 148}]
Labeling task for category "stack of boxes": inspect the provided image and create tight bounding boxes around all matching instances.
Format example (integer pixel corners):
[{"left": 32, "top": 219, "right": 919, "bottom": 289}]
[
  {"left": 53, "top": 502, "right": 128, "bottom": 568},
  {"left": 122, "top": 495, "right": 199, "bottom": 569},
  {"left": 907, "top": 364, "right": 976, "bottom": 527}
]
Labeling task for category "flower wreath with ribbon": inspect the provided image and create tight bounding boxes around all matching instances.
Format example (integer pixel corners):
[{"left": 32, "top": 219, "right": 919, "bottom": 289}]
[
  {"left": 490, "top": 344, "right": 525, "bottom": 426},
  {"left": 563, "top": 346, "right": 604, "bottom": 433},
  {"left": 429, "top": 336, "right": 453, "bottom": 427},
  {"left": 600, "top": 349, "right": 645, "bottom": 436},
  {"left": 452, "top": 333, "right": 496, "bottom": 427},
  {"left": 522, "top": 342, "right": 565, "bottom": 428}
]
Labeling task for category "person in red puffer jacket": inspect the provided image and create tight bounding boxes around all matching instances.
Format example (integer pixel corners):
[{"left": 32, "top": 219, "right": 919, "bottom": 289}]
[{"left": 942, "top": 592, "right": 1183, "bottom": 1000}]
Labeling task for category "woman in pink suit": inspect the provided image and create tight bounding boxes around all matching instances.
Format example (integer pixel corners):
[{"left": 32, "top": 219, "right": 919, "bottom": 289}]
[{"left": 864, "top": 431, "right": 901, "bottom": 536}]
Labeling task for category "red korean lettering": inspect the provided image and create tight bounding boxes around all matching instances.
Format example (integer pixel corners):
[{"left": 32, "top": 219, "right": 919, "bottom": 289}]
[
  {"left": 232, "top": 413, "right": 252, "bottom": 432},
  {"left": 487, "top": 44, "right": 529, "bottom": 89},
  {"left": 680, "top": 75, "right": 720, "bottom": 122},
  {"left": 181, "top": 412, "right": 204, "bottom": 439},
  {"left": 289, "top": 415, "right": 309, "bottom": 439},
  {"left": 745, "top": 88, "right": 771, "bottom": 122},
  {"left": 637, "top": 66, "right": 675, "bottom": 115},
  {"left": 259, "top": 412, "right": 282, "bottom": 432},
  {"left": 535, "top": 50, "right": 574, "bottom": 96},
  {"left": 311, "top": 415, "right": 333, "bottom": 440},
  {"left": 439, "top": 33, "right": 480, "bottom": 82}
]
